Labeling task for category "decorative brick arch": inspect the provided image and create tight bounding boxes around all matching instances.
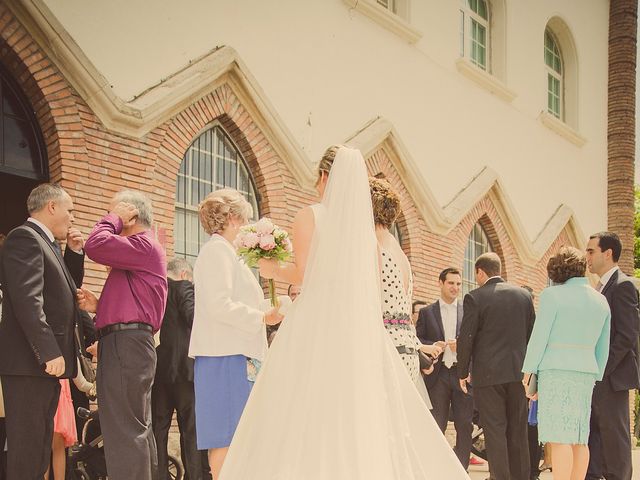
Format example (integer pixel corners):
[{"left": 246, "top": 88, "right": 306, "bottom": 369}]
[
  {"left": 154, "top": 83, "right": 307, "bottom": 256},
  {"left": 0, "top": 3, "right": 87, "bottom": 183}
]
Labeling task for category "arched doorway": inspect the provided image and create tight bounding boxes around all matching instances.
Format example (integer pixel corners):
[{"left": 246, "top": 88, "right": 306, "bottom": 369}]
[{"left": 0, "top": 62, "right": 48, "bottom": 234}]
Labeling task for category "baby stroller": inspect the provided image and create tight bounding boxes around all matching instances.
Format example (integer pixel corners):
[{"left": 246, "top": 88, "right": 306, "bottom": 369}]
[{"left": 68, "top": 407, "right": 183, "bottom": 480}]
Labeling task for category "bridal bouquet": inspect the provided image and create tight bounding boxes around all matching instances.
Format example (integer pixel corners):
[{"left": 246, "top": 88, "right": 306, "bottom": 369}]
[{"left": 235, "top": 217, "right": 292, "bottom": 307}]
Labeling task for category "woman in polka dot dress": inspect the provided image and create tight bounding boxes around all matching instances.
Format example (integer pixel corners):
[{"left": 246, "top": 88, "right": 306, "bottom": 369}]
[{"left": 370, "top": 177, "right": 442, "bottom": 408}]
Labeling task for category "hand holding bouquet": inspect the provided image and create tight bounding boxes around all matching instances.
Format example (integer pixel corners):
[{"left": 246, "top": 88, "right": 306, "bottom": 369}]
[{"left": 235, "top": 217, "right": 292, "bottom": 307}]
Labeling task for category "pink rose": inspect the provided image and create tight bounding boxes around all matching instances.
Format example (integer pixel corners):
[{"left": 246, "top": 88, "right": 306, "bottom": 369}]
[
  {"left": 242, "top": 232, "right": 260, "bottom": 248},
  {"left": 259, "top": 234, "right": 276, "bottom": 251},
  {"left": 255, "top": 218, "right": 274, "bottom": 235}
]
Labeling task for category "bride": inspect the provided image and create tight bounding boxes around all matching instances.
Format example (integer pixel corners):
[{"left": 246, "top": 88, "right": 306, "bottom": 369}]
[{"left": 219, "top": 146, "right": 469, "bottom": 479}]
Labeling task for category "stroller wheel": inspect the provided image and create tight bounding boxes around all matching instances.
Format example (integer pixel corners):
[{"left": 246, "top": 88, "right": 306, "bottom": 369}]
[
  {"left": 167, "top": 455, "right": 184, "bottom": 480},
  {"left": 69, "top": 466, "right": 91, "bottom": 480}
]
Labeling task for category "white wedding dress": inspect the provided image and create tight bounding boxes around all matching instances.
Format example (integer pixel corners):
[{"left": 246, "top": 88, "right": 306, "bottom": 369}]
[{"left": 219, "top": 147, "right": 469, "bottom": 479}]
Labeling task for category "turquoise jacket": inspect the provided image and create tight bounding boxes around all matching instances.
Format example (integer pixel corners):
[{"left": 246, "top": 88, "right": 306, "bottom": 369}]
[{"left": 522, "top": 277, "right": 611, "bottom": 380}]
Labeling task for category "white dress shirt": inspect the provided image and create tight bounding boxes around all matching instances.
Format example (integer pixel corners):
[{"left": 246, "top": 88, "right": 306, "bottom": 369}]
[
  {"left": 598, "top": 266, "right": 619, "bottom": 292},
  {"left": 438, "top": 298, "right": 458, "bottom": 368},
  {"left": 27, "top": 218, "right": 55, "bottom": 242},
  {"left": 188, "top": 234, "right": 267, "bottom": 361}
]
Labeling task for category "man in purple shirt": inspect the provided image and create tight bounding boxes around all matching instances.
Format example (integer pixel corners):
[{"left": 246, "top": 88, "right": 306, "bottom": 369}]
[{"left": 83, "top": 190, "right": 167, "bottom": 480}]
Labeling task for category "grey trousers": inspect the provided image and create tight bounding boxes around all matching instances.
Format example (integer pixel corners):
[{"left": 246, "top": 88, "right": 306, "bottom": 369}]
[{"left": 97, "top": 329, "right": 158, "bottom": 480}]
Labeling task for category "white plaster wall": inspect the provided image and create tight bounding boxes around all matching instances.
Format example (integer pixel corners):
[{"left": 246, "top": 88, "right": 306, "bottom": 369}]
[{"left": 44, "top": 0, "right": 609, "bottom": 242}]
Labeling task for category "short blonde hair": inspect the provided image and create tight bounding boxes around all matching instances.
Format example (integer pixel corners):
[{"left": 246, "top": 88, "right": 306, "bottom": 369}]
[{"left": 198, "top": 189, "right": 253, "bottom": 235}]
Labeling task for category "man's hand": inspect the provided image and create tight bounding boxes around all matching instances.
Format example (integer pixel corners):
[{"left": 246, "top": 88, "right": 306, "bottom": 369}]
[
  {"left": 45, "top": 356, "right": 65, "bottom": 377},
  {"left": 86, "top": 342, "right": 98, "bottom": 358},
  {"left": 459, "top": 375, "right": 470, "bottom": 394},
  {"left": 66, "top": 227, "right": 84, "bottom": 252},
  {"left": 422, "top": 365, "right": 435, "bottom": 375},
  {"left": 77, "top": 287, "right": 99, "bottom": 313},
  {"left": 111, "top": 202, "right": 139, "bottom": 227}
]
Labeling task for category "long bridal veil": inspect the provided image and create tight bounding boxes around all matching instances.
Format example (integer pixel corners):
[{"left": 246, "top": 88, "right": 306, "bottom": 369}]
[{"left": 220, "top": 147, "right": 469, "bottom": 479}]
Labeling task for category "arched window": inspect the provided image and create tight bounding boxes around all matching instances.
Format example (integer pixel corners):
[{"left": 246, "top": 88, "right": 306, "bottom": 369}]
[
  {"left": 174, "top": 125, "right": 258, "bottom": 263},
  {"left": 0, "top": 63, "right": 47, "bottom": 180},
  {"left": 460, "top": 0, "right": 490, "bottom": 70},
  {"left": 462, "top": 222, "right": 493, "bottom": 295},
  {"left": 544, "top": 29, "right": 563, "bottom": 119}
]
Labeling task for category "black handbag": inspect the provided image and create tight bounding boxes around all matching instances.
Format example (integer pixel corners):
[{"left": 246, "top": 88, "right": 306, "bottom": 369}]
[
  {"left": 418, "top": 350, "right": 434, "bottom": 371},
  {"left": 74, "top": 322, "right": 96, "bottom": 384}
]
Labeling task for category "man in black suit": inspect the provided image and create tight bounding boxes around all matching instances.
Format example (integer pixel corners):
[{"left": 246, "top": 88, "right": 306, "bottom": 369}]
[
  {"left": 457, "top": 252, "right": 535, "bottom": 480},
  {"left": 152, "top": 257, "right": 203, "bottom": 480},
  {"left": 0, "top": 183, "right": 84, "bottom": 480},
  {"left": 586, "top": 232, "right": 639, "bottom": 480},
  {"left": 416, "top": 267, "right": 474, "bottom": 470}
]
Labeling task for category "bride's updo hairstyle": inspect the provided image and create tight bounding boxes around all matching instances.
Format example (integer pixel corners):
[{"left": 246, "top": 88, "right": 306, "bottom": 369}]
[
  {"left": 369, "top": 177, "right": 401, "bottom": 229},
  {"left": 198, "top": 188, "right": 253, "bottom": 235},
  {"left": 317, "top": 144, "right": 343, "bottom": 181}
]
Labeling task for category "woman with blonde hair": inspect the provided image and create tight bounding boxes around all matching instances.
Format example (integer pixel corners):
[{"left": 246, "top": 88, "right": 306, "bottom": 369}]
[
  {"left": 188, "top": 188, "right": 282, "bottom": 479},
  {"left": 219, "top": 146, "right": 469, "bottom": 479}
]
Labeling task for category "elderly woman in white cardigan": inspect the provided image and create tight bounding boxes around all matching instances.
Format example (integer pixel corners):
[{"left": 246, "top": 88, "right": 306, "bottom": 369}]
[{"left": 188, "top": 188, "right": 282, "bottom": 480}]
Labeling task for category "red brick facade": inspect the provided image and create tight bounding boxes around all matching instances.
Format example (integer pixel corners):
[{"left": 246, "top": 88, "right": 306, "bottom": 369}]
[{"left": 0, "top": 5, "right": 578, "bottom": 302}]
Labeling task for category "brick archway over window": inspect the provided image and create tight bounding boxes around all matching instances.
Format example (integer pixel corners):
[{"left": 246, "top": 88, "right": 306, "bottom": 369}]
[
  {"left": 155, "top": 83, "right": 308, "bottom": 257},
  {"left": 0, "top": 3, "right": 87, "bottom": 183}
]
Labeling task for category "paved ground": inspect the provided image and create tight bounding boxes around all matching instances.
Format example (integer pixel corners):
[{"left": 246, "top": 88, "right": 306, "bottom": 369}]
[{"left": 468, "top": 448, "right": 640, "bottom": 479}]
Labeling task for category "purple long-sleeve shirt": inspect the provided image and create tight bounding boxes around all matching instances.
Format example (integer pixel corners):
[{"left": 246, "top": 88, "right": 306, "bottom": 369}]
[{"left": 85, "top": 213, "right": 168, "bottom": 332}]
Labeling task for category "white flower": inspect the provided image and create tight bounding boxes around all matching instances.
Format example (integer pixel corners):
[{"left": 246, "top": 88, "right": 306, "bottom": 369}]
[{"left": 255, "top": 217, "right": 275, "bottom": 235}]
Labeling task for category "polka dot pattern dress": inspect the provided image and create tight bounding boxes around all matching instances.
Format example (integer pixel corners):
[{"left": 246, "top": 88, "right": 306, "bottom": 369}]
[{"left": 381, "top": 249, "right": 422, "bottom": 384}]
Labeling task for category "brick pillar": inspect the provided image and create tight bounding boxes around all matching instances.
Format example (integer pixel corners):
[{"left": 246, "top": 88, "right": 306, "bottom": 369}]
[{"left": 608, "top": 0, "right": 637, "bottom": 274}]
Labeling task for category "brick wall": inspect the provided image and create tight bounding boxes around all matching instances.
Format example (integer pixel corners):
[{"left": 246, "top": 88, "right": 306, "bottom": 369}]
[{"left": 0, "top": 5, "right": 574, "bottom": 302}]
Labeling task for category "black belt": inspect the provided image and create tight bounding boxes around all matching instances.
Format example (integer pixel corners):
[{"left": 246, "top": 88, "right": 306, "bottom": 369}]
[
  {"left": 396, "top": 345, "right": 418, "bottom": 355},
  {"left": 97, "top": 322, "right": 153, "bottom": 339}
]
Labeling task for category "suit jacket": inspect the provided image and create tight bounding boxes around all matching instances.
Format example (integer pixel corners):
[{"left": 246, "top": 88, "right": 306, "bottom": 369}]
[
  {"left": 156, "top": 278, "right": 195, "bottom": 383},
  {"left": 522, "top": 277, "right": 611, "bottom": 380},
  {"left": 457, "top": 278, "right": 535, "bottom": 388},
  {"left": 416, "top": 300, "right": 463, "bottom": 389},
  {"left": 600, "top": 269, "right": 640, "bottom": 391},
  {"left": 0, "top": 222, "right": 84, "bottom": 378}
]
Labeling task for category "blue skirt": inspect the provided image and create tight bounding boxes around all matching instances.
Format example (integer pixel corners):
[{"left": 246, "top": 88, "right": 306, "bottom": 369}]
[
  {"left": 194, "top": 355, "right": 253, "bottom": 449},
  {"left": 538, "top": 370, "right": 596, "bottom": 445}
]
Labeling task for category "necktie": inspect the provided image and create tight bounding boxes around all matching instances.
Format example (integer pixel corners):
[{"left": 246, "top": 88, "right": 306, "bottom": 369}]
[
  {"left": 595, "top": 281, "right": 603, "bottom": 292},
  {"left": 51, "top": 240, "right": 63, "bottom": 257}
]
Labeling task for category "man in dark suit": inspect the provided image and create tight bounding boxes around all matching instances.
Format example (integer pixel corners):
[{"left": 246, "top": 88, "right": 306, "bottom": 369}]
[
  {"left": 457, "top": 252, "right": 535, "bottom": 480},
  {"left": 152, "top": 257, "right": 203, "bottom": 480},
  {"left": 416, "top": 267, "right": 474, "bottom": 470},
  {"left": 0, "top": 183, "right": 84, "bottom": 480},
  {"left": 586, "top": 232, "right": 639, "bottom": 480}
]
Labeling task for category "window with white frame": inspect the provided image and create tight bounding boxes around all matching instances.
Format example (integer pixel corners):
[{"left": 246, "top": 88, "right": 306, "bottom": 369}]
[
  {"left": 460, "top": 0, "right": 490, "bottom": 71},
  {"left": 174, "top": 125, "right": 259, "bottom": 263},
  {"left": 462, "top": 222, "right": 493, "bottom": 295},
  {"left": 544, "top": 29, "right": 563, "bottom": 119}
]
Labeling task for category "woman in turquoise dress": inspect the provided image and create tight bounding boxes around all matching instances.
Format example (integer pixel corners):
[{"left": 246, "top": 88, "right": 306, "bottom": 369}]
[{"left": 522, "top": 247, "right": 610, "bottom": 480}]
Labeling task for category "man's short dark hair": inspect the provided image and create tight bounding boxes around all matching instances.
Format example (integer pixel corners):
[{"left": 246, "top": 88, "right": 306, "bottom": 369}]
[
  {"left": 475, "top": 252, "right": 501, "bottom": 277},
  {"left": 412, "top": 300, "right": 427, "bottom": 314},
  {"left": 589, "top": 231, "right": 622, "bottom": 262},
  {"left": 439, "top": 267, "right": 461, "bottom": 283}
]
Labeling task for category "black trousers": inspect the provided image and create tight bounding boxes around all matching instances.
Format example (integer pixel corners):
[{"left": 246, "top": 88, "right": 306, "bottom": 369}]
[
  {"left": 1, "top": 375, "right": 60, "bottom": 480},
  {"left": 0, "top": 417, "right": 6, "bottom": 480},
  {"left": 152, "top": 380, "right": 202, "bottom": 480},
  {"left": 426, "top": 365, "right": 474, "bottom": 469},
  {"left": 586, "top": 380, "right": 632, "bottom": 480},
  {"left": 97, "top": 330, "right": 158, "bottom": 480},
  {"left": 474, "top": 382, "right": 530, "bottom": 480},
  {"left": 527, "top": 422, "right": 541, "bottom": 479}
]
